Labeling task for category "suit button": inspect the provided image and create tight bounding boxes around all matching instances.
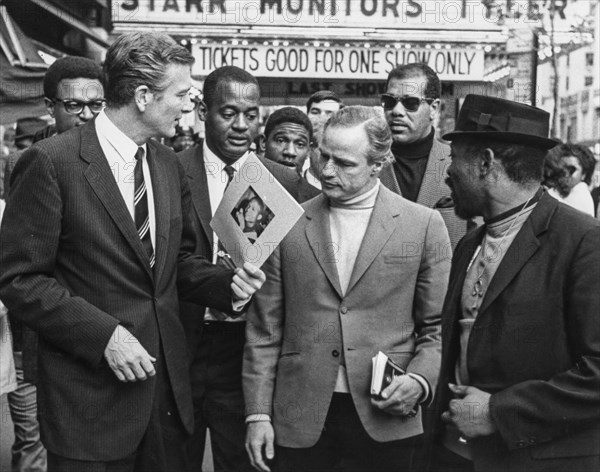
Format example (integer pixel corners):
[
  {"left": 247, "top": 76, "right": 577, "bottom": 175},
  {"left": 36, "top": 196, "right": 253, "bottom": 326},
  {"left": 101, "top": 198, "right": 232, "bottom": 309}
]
[
  {"left": 332, "top": 350, "right": 340, "bottom": 358},
  {"left": 340, "top": 306, "right": 348, "bottom": 314},
  {"left": 516, "top": 440, "right": 527, "bottom": 448},
  {"left": 529, "top": 438, "right": 537, "bottom": 445}
]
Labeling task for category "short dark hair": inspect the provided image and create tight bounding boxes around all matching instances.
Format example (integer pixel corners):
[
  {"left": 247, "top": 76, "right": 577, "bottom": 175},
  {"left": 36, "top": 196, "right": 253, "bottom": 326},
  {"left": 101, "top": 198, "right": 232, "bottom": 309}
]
[
  {"left": 543, "top": 145, "right": 571, "bottom": 197},
  {"left": 306, "top": 90, "right": 343, "bottom": 113},
  {"left": 263, "top": 107, "right": 313, "bottom": 141},
  {"left": 203, "top": 66, "right": 260, "bottom": 109},
  {"left": 458, "top": 137, "right": 546, "bottom": 185},
  {"left": 43, "top": 56, "right": 104, "bottom": 99},
  {"left": 549, "top": 143, "right": 596, "bottom": 185},
  {"left": 324, "top": 106, "right": 392, "bottom": 166},
  {"left": 386, "top": 63, "right": 441, "bottom": 99},
  {"left": 104, "top": 32, "right": 194, "bottom": 107}
]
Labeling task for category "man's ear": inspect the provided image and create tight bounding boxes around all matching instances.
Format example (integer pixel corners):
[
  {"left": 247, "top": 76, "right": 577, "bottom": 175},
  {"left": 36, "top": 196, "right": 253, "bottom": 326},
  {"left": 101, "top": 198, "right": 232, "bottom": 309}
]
[
  {"left": 259, "top": 134, "right": 267, "bottom": 153},
  {"left": 371, "top": 160, "right": 384, "bottom": 176},
  {"left": 429, "top": 98, "right": 441, "bottom": 121},
  {"left": 196, "top": 99, "right": 207, "bottom": 122},
  {"left": 480, "top": 148, "right": 499, "bottom": 181},
  {"left": 134, "top": 85, "right": 152, "bottom": 112},
  {"left": 44, "top": 98, "right": 55, "bottom": 118}
]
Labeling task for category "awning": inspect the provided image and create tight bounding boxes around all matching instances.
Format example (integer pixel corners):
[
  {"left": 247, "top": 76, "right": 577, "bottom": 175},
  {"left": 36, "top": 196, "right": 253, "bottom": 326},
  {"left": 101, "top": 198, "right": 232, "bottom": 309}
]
[
  {"left": 0, "top": 7, "right": 47, "bottom": 124},
  {"left": 28, "top": 0, "right": 110, "bottom": 49}
]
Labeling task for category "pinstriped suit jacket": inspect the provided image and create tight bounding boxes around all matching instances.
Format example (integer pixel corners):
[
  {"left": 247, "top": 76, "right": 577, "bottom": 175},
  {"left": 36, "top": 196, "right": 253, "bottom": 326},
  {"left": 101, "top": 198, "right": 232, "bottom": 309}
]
[
  {"left": 0, "top": 120, "right": 234, "bottom": 461},
  {"left": 380, "top": 137, "right": 469, "bottom": 249}
]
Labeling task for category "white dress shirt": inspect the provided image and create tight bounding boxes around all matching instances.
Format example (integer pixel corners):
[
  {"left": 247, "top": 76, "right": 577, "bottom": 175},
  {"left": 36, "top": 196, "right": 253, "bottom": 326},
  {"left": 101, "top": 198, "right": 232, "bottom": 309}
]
[
  {"left": 203, "top": 141, "right": 251, "bottom": 260},
  {"left": 95, "top": 111, "right": 156, "bottom": 248},
  {"left": 203, "top": 142, "right": 251, "bottom": 321}
]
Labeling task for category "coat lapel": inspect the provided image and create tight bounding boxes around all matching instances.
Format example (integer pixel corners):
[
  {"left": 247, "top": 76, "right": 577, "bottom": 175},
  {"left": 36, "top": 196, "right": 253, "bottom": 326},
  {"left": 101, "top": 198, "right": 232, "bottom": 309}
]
[
  {"left": 147, "top": 141, "right": 169, "bottom": 283},
  {"left": 416, "top": 139, "right": 449, "bottom": 208},
  {"left": 346, "top": 187, "right": 397, "bottom": 293},
  {"left": 80, "top": 122, "right": 153, "bottom": 281},
  {"left": 304, "top": 195, "right": 343, "bottom": 298},
  {"left": 379, "top": 165, "right": 401, "bottom": 195},
  {"left": 478, "top": 193, "right": 555, "bottom": 316},
  {"left": 185, "top": 146, "right": 213, "bottom": 249}
]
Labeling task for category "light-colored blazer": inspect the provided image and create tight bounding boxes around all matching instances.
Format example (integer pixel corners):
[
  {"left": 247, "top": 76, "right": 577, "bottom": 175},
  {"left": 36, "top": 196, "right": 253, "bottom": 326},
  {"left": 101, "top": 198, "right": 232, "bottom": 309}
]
[
  {"left": 380, "top": 138, "right": 468, "bottom": 248},
  {"left": 243, "top": 185, "right": 451, "bottom": 448}
]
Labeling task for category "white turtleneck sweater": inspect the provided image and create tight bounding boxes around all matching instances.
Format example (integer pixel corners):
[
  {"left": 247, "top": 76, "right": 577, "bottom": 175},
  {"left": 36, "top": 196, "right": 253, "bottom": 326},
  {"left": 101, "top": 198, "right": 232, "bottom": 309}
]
[{"left": 329, "top": 181, "right": 380, "bottom": 392}]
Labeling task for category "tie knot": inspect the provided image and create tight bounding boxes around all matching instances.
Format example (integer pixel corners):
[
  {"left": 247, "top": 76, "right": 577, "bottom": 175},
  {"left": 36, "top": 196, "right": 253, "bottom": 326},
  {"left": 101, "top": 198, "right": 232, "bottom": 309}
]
[
  {"left": 224, "top": 165, "right": 235, "bottom": 182},
  {"left": 134, "top": 147, "right": 144, "bottom": 161}
]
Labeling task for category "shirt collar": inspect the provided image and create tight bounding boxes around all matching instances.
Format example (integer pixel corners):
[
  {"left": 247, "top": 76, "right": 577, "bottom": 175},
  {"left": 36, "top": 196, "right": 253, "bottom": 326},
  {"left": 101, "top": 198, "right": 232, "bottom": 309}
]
[
  {"left": 304, "top": 168, "right": 322, "bottom": 190},
  {"left": 203, "top": 141, "right": 250, "bottom": 174},
  {"left": 95, "top": 110, "right": 146, "bottom": 162}
]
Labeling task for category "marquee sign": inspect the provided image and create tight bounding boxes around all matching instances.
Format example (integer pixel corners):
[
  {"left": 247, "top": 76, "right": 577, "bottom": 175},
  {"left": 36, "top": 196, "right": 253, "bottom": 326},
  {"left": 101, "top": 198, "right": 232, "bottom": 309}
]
[
  {"left": 192, "top": 43, "right": 484, "bottom": 80},
  {"left": 114, "top": 0, "right": 503, "bottom": 31}
]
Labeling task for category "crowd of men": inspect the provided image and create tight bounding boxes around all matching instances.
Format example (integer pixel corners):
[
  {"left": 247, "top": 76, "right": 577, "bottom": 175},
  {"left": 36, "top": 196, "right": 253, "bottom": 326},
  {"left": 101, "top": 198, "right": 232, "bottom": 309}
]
[{"left": 0, "top": 31, "right": 598, "bottom": 472}]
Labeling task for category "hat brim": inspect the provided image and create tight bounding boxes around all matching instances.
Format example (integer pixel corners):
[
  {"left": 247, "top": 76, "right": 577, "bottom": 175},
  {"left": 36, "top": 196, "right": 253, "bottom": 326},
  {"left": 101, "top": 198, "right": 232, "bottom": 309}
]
[{"left": 442, "top": 130, "right": 559, "bottom": 150}]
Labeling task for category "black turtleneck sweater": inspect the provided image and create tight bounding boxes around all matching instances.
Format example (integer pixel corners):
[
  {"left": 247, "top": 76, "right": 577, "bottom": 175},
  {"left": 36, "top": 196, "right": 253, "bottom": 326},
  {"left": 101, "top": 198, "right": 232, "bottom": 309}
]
[{"left": 390, "top": 129, "right": 435, "bottom": 203}]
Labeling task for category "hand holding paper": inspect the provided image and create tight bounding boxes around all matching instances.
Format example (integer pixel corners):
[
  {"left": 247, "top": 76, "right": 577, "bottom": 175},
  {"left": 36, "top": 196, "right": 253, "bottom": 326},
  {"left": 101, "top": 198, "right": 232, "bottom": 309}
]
[{"left": 232, "top": 262, "right": 266, "bottom": 302}]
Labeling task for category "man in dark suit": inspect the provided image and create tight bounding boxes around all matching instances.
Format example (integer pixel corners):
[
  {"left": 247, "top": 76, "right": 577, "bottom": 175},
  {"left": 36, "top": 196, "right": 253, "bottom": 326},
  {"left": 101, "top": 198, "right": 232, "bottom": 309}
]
[
  {"left": 178, "top": 66, "right": 299, "bottom": 472},
  {"left": 3, "top": 55, "right": 106, "bottom": 472},
  {"left": 244, "top": 106, "right": 450, "bottom": 472},
  {"left": 432, "top": 94, "right": 600, "bottom": 472},
  {"left": 380, "top": 63, "right": 469, "bottom": 248},
  {"left": 0, "top": 33, "right": 265, "bottom": 472}
]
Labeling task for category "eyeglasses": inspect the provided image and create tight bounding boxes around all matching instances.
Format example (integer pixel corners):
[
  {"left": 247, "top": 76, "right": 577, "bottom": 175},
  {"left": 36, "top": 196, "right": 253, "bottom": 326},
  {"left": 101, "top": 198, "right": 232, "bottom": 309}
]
[
  {"left": 51, "top": 98, "right": 106, "bottom": 115},
  {"left": 381, "top": 94, "right": 434, "bottom": 112}
]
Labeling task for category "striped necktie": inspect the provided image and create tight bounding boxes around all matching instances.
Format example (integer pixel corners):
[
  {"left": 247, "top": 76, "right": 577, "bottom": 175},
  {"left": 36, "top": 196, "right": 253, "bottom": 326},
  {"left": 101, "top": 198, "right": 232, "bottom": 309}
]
[
  {"left": 216, "top": 164, "right": 236, "bottom": 261},
  {"left": 134, "top": 147, "right": 155, "bottom": 269},
  {"left": 223, "top": 164, "right": 235, "bottom": 188}
]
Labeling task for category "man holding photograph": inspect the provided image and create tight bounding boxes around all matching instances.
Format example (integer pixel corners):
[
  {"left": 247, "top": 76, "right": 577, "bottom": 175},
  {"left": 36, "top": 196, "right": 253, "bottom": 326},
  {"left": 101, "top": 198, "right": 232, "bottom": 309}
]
[
  {"left": 243, "top": 106, "right": 451, "bottom": 472},
  {"left": 178, "top": 66, "right": 300, "bottom": 472},
  {"left": 0, "top": 33, "right": 265, "bottom": 472}
]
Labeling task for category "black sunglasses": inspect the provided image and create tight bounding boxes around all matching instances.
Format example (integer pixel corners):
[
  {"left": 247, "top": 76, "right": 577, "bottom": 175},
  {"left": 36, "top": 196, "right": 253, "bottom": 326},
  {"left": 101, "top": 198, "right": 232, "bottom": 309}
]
[
  {"left": 381, "top": 94, "right": 434, "bottom": 112},
  {"left": 51, "top": 98, "right": 106, "bottom": 115}
]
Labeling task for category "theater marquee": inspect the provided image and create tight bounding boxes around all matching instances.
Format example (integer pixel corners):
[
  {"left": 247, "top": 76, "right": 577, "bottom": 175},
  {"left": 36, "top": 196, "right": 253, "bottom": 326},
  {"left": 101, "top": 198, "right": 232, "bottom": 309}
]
[
  {"left": 115, "top": 0, "right": 502, "bottom": 31},
  {"left": 192, "top": 44, "right": 484, "bottom": 81}
]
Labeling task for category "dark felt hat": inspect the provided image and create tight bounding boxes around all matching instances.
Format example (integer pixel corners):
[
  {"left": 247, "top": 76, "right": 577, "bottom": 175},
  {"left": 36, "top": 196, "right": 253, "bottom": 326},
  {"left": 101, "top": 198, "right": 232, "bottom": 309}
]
[
  {"left": 442, "top": 94, "right": 558, "bottom": 149},
  {"left": 15, "top": 117, "right": 47, "bottom": 141}
]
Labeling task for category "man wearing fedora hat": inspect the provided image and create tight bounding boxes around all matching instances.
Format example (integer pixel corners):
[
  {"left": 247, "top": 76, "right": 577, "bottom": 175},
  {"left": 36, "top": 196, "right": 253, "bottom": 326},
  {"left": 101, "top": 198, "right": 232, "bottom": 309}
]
[
  {"left": 430, "top": 94, "right": 600, "bottom": 472},
  {"left": 13, "top": 117, "right": 48, "bottom": 151}
]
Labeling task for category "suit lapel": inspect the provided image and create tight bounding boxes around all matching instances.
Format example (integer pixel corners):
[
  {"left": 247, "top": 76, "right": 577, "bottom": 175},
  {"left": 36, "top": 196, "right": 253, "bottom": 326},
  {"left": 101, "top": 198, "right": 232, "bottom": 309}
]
[
  {"left": 379, "top": 165, "right": 401, "bottom": 195},
  {"left": 147, "top": 141, "right": 169, "bottom": 283},
  {"left": 346, "top": 188, "right": 397, "bottom": 293},
  {"left": 185, "top": 146, "right": 214, "bottom": 250},
  {"left": 478, "top": 194, "right": 555, "bottom": 315},
  {"left": 304, "top": 196, "right": 343, "bottom": 298},
  {"left": 80, "top": 122, "right": 153, "bottom": 281},
  {"left": 416, "top": 139, "right": 448, "bottom": 208}
]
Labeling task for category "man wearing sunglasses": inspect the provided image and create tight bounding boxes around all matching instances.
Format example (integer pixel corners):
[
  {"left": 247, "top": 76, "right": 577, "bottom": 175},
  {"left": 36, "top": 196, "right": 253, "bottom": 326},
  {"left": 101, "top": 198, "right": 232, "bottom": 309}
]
[
  {"left": 2, "top": 55, "right": 105, "bottom": 472},
  {"left": 380, "top": 63, "right": 469, "bottom": 249}
]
